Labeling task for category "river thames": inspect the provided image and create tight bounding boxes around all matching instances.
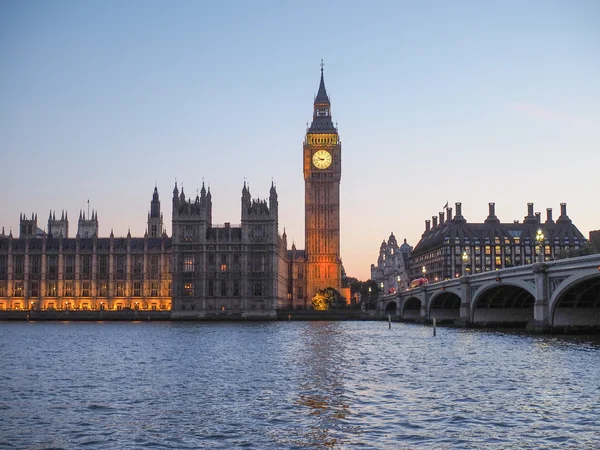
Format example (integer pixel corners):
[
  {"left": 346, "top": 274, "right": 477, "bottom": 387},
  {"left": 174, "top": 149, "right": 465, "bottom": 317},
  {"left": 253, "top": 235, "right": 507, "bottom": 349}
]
[{"left": 1, "top": 321, "right": 599, "bottom": 449}]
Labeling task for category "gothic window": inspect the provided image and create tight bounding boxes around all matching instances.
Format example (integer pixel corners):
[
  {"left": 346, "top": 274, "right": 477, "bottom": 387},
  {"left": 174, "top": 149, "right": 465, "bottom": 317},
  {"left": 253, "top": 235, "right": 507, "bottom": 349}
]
[
  {"left": 82, "top": 255, "right": 91, "bottom": 275},
  {"left": 30, "top": 256, "right": 40, "bottom": 274},
  {"left": 13, "top": 281, "right": 23, "bottom": 297},
  {"left": 183, "top": 255, "right": 195, "bottom": 272},
  {"left": 150, "top": 282, "right": 159, "bottom": 297},
  {"left": 208, "top": 280, "right": 214, "bottom": 296},
  {"left": 0, "top": 256, "right": 6, "bottom": 277},
  {"left": 82, "top": 281, "right": 90, "bottom": 297},
  {"left": 133, "top": 256, "right": 143, "bottom": 277},
  {"left": 116, "top": 281, "right": 124, "bottom": 297},
  {"left": 133, "top": 281, "right": 141, "bottom": 297},
  {"left": 64, "top": 281, "right": 73, "bottom": 297},
  {"left": 184, "top": 282, "right": 194, "bottom": 297},
  {"left": 150, "top": 255, "right": 159, "bottom": 277},
  {"left": 30, "top": 281, "right": 39, "bottom": 297},
  {"left": 65, "top": 255, "right": 75, "bottom": 275},
  {"left": 116, "top": 255, "right": 126, "bottom": 276},
  {"left": 48, "top": 255, "right": 58, "bottom": 276},
  {"left": 98, "top": 282, "right": 108, "bottom": 297},
  {"left": 220, "top": 281, "right": 227, "bottom": 296},
  {"left": 233, "top": 281, "right": 240, "bottom": 296},
  {"left": 253, "top": 282, "right": 263, "bottom": 296},
  {"left": 47, "top": 281, "right": 57, "bottom": 297},
  {"left": 208, "top": 254, "right": 215, "bottom": 270},
  {"left": 99, "top": 255, "right": 108, "bottom": 275}
]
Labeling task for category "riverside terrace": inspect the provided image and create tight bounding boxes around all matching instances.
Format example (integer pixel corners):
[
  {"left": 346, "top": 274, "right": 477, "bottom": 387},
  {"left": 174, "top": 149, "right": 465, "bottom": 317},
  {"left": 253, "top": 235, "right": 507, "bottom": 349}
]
[{"left": 380, "top": 254, "right": 600, "bottom": 333}]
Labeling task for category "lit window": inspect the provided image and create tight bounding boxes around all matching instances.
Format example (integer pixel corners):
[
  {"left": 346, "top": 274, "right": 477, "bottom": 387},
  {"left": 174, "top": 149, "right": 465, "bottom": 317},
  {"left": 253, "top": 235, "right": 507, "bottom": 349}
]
[{"left": 183, "top": 255, "right": 195, "bottom": 272}]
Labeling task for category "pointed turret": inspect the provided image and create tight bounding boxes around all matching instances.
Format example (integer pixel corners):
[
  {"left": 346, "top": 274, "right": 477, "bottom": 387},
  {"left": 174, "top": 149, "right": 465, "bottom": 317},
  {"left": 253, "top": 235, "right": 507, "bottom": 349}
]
[{"left": 308, "top": 60, "right": 335, "bottom": 132}]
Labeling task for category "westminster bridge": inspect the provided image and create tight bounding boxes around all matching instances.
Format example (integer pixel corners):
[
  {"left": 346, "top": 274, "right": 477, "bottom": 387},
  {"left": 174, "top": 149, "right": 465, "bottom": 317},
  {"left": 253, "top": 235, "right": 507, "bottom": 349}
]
[{"left": 379, "top": 254, "right": 600, "bottom": 332}]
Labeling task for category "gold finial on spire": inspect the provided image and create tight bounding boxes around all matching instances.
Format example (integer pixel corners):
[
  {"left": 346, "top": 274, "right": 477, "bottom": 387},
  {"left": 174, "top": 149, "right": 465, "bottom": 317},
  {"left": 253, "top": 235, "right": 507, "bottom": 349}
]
[{"left": 320, "top": 59, "right": 324, "bottom": 73}]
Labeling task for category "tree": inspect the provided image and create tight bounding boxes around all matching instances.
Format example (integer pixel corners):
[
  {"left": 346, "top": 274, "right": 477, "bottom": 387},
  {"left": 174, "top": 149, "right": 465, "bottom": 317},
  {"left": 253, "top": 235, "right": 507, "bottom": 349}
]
[
  {"left": 555, "top": 243, "right": 598, "bottom": 260},
  {"left": 311, "top": 287, "right": 347, "bottom": 310}
]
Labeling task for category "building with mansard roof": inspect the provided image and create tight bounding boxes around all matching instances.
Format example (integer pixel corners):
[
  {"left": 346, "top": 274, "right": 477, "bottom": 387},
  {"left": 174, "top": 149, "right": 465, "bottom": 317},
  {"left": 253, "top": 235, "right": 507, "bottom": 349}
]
[{"left": 409, "top": 201, "right": 587, "bottom": 283}]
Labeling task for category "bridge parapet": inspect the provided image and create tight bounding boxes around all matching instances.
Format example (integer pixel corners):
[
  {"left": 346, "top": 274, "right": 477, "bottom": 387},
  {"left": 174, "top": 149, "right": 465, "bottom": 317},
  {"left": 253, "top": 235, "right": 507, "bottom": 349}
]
[{"left": 387, "top": 254, "right": 600, "bottom": 330}]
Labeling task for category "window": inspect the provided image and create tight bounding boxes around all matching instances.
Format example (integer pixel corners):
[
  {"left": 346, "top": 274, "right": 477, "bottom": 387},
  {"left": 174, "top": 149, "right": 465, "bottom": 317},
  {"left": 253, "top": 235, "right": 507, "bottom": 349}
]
[
  {"left": 65, "top": 255, "right": 75, "bottom": 275},
  {"left": 47, "top": 281, "right": 57, "bottom": 297},
  {"left": 14, "top": 256, "right": 24, "bottom": 275},
  {"left": 221, "top": 264, "right": 227, "bottom": 272},
  {"left": 150, "top": 281, "right": 159, "bottom": 297},
  {"left": 82, "top": 281, "right": 90, "bottom": 297},
  {"left": 184, "top": 282, "right": 194, "bottom": 297},
  {"left": 30, "top": 256, "right": 41, "bottom": 274},
  {"left": 0, "top": 281, "right": 5, "bottom": 296},
  {"left": 99, "top": 255, "right": 108, "bottom": 275},
  {"left": 117, "top": 255, "right": 126, "bottom": 276},
  {"left": 208, "top": 254, "right": 215, "bottom": 270},
  {"left": 253, "top": 282, "right": 263, "bottom": 296},
  {"left": 184, "top": 255, "right": 195, "bottom": 272},
  {"left": 220, "top": 281, "right": 227, "bottom": 296},
  {"left": 133, "top": 281, "right": 141, "bottom": 297},
  {"left": 495, "top": 246, "right": 501, "bottom": 255},
  {"left": 150, "top": 255, "right": 159, "bottom": 277},
  {"left": 233, "top": 281, "right": 240, "bottom": 296},
  {"left": 13, "top": 281, "right": 23, "bottom": 297},
  {"left": 82, "top": 255, "right": 91, "bottom": 275},
  {"left": 208, "top": 280, "right": 214, "bottom": 296},
  {"left": 495, "top": 256, "right": 502, "bottom": 267},
  {"left": 64, "top": 281, "right": 73, "bottom": 297},
  {"left": 133, "top": 256, "right": 143, "bottom": 277},
  {"left": 116, "top": 281, "right": 125, "bottom": 297},
  {"left": 98, "top": 282, "right": 108, "bottom": 297},
  {"left": 48, "top": 255, "right": 58, "bottom": 276},
  {"left": 30, "top": 281, "right": 39, "bottom": 297}
]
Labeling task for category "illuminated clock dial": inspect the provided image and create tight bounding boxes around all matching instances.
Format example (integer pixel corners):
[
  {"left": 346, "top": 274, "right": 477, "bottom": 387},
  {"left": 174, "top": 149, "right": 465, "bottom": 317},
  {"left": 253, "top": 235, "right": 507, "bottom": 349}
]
[{"left": 312, "top": 150, "right": 332, "bottom": 169}]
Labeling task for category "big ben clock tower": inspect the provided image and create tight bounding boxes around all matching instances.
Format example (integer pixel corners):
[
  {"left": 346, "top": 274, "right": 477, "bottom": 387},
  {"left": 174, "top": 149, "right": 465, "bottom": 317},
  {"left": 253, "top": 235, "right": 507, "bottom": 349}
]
[{"left": 304, "top": 62, "right": 342, "bottom": 300}]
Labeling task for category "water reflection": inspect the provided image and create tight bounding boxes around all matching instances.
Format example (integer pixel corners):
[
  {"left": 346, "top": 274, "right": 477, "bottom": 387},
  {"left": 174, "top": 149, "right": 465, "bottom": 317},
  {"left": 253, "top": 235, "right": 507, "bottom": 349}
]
[{"left": 292, "top": 322, "right": 349, "bottom": 447}]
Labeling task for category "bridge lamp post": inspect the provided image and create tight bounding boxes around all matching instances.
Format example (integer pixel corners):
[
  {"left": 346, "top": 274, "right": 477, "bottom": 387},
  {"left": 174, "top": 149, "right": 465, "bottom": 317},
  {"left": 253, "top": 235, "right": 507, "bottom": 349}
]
[
  {"left": 462, "top": 251, "right": 470, "bottom": 276},
  {"left": 536, "top": 229, "right": 545, "bottom": 263},
  {"left": 422, "top": 265, "right": 426, "bottom": 281}
]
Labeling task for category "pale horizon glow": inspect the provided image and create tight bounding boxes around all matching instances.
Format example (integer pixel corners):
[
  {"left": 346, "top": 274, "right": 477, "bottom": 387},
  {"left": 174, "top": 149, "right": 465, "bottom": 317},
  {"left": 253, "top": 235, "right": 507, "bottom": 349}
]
[{"left": 1, "top": 1, "right": 599, "bottom": 280}]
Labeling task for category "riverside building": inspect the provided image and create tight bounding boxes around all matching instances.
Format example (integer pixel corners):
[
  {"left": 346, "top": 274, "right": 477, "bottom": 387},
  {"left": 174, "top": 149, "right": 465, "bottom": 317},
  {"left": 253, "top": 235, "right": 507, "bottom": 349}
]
[{"left": 409, "top": 202, "right": 587, "bottom": 283}]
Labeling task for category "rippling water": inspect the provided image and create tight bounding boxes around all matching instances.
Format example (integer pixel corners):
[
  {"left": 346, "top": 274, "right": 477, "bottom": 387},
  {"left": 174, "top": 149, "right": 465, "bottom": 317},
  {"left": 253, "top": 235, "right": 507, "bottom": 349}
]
[{"left": 1, "top": 321, "right": 599, "bottom": 449}]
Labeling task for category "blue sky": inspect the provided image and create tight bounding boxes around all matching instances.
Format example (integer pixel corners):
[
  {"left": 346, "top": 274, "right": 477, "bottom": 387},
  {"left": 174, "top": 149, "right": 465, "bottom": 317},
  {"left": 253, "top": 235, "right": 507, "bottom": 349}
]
[{"left": 1, "top": 0, "right": 598, "bottom": 280}]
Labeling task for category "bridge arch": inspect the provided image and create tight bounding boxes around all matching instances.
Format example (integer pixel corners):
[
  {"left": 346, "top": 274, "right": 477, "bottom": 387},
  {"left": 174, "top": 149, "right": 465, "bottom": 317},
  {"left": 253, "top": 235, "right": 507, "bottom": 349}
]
[
  {"left": 428, "top": 290, "right": 461, "bottom": 323},
  {"left": 384, "top": 300, "right": 398, "bottom": 317},
  {"left": 471, "top": 282, "right": 535, "bottom": 327},
  {"left": 550, "top": 273, "right": 600, "bottom": 328},
  {"left": 402, "top": 296, "right": 421, "bottom": 322}
]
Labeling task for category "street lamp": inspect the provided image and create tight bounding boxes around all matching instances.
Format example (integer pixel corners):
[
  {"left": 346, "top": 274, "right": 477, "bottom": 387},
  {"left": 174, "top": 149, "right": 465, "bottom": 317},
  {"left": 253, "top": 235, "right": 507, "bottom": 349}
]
[
  {"left": 462, "top": 251, "right": 469, "bottom": 276},
  {"left": 422, "top": 266, "right": 426, "bottom": 279},
  {"left": 536, "top": 228, "right": 545, "bottom": 263}
]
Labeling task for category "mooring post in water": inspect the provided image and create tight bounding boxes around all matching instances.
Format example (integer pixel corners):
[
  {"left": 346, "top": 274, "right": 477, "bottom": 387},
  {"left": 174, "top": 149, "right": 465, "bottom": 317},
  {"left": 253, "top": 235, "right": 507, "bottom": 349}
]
[
  {"left": 432, "top": 317, "right": 437, "bottom": 336},
  {"left": 388, "top": 314, "right": 391, "bottom": 329},
  {"left": 288, "top": 314, "right": 291, "bottom": 322}
]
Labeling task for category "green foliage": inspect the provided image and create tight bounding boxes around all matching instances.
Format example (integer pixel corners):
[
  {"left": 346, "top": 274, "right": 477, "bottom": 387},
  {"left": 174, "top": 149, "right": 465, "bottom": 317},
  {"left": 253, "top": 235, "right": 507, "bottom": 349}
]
[
  {"left": 555, "top": 243, "right": 598, "bottom": 260},
  {"left": 311, "top": 287, "right": 347, "bottom": 310}
]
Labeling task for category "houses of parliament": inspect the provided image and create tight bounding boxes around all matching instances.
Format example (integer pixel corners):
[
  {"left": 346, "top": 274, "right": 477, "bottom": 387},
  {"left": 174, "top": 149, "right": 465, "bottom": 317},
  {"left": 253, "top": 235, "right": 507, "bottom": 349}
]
[{"left": 0, "top": 68, "right": 343, "bottom": 317}]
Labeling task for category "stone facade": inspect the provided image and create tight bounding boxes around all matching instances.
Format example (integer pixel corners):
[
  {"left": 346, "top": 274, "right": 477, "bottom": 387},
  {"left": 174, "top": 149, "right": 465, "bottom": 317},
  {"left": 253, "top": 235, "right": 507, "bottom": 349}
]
[{"left": 371, "top": 233, "right": 413, "bottom": 294}]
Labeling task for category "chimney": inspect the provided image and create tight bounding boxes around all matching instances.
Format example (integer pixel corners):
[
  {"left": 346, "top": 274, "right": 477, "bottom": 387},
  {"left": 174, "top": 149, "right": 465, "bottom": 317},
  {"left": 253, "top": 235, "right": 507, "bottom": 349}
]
[
  {"left": 524, "top": 202, "right": 538, "bottom": 224},
  {"left": 546, "top": 208, "right": 554, "bottom": 224},
  {"left": 447, "top": 207, "right": 453, "bottom": 221},
  {"left": 439, "top": 212, "right": 445, "bottom": 225},
  {"left": 425, "top": 220, "right": 431, "bottom": 232},
  {"left": 432, "top": 216, "right": 438, "bottom": 227},
  {"left": 456, "top": 202, "right": 462, "bottom": 217},
  {"left": 535, "top": 212, "right": 541, "bottom": 224},
  {"left": 485, "top": 202, "right": 499, "bottom": 224},
  {"left": 557, "top": 202, "right": 572, "bottom": 224}
]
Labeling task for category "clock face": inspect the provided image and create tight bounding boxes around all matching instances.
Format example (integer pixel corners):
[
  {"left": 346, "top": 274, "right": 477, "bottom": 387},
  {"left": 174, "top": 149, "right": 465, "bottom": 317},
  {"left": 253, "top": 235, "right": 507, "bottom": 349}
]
[{"left": 312, "top": 150, "right": 332, "bottom": 169}]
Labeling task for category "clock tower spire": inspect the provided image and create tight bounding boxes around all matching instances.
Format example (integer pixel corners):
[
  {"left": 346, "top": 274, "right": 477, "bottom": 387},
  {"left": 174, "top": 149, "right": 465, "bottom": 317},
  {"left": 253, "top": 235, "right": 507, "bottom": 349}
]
[{"left": 304, "top": 62, "right": 342, "bottom": 301}]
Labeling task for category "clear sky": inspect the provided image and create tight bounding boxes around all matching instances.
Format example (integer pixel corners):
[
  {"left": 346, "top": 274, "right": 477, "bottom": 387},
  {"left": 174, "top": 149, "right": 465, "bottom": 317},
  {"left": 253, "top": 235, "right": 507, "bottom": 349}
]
[{"left": 1, "top": 0, "right": 598, "bottom": 281}]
